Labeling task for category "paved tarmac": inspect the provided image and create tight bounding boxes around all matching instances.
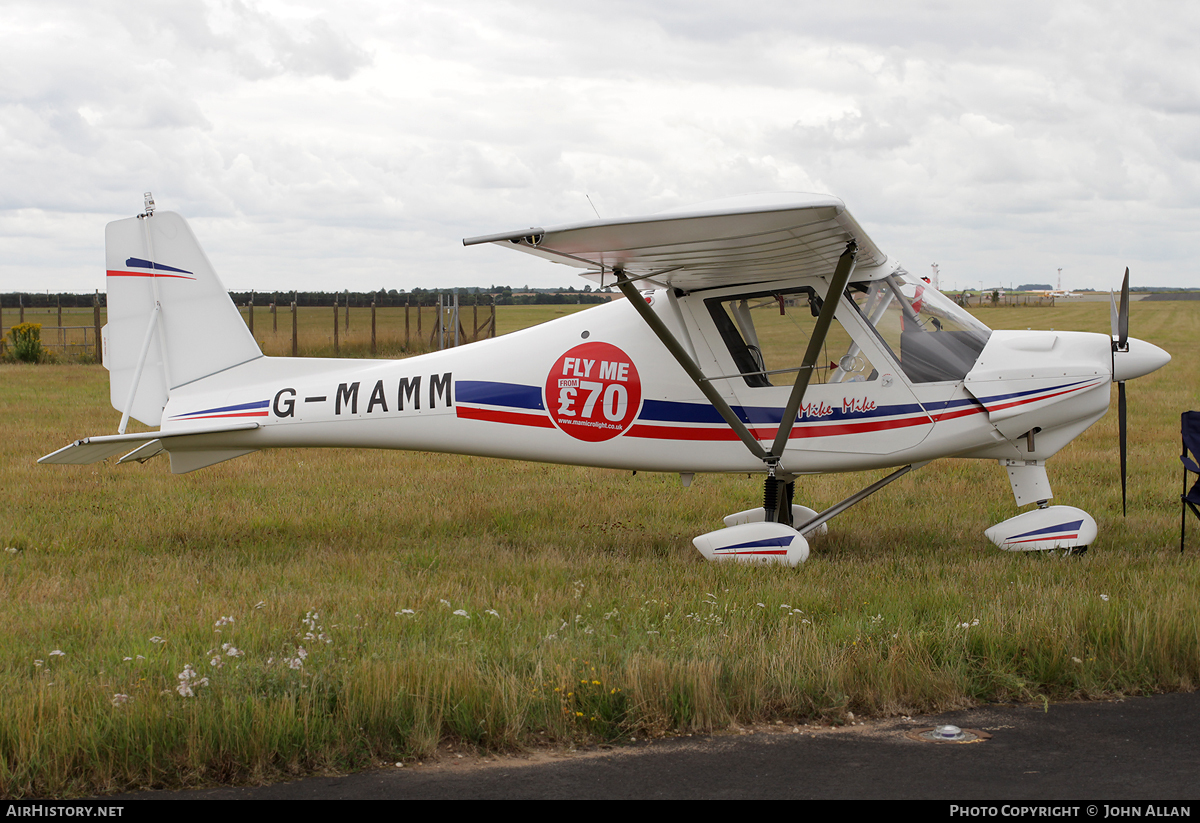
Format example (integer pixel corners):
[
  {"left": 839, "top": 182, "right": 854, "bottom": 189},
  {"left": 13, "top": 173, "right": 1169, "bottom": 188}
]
[{"left": 109, "top": 692, "right": 1200, "bottom": 801}]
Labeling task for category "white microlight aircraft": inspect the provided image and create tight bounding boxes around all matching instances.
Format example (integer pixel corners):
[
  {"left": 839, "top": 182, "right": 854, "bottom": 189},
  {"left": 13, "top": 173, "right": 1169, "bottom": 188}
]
[{"left": 41, "top": 193, "right": 1171, "bottom": 564}]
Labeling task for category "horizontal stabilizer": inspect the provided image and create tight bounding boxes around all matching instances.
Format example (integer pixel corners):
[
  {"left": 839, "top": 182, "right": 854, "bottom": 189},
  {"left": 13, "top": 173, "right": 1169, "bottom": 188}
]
[{"left": 38, "top": 422, "right": 260, "bottom": 466}]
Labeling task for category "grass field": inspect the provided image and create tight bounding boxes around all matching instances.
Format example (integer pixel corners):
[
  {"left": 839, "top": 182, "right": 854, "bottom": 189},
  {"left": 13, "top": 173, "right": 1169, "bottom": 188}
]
[{"left": 1, "top": 299, "right": 1198, "bottom": 797}]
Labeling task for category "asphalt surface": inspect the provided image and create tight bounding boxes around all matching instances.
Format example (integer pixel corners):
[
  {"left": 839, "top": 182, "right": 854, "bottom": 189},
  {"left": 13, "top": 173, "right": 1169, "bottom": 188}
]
[{"left": 106, "top": 692, "right": 1200, "bottom": 800}]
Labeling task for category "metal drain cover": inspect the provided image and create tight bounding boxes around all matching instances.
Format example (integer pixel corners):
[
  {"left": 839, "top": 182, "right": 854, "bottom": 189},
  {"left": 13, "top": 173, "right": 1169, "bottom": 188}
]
[{"left": 906, "top": 724, "right": 992, "bottom": 744}]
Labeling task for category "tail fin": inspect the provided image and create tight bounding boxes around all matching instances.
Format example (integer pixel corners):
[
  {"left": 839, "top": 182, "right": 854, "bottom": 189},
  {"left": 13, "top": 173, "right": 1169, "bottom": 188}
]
[{"left": 105, "top": 211, "right": 261, "bottom": 427}]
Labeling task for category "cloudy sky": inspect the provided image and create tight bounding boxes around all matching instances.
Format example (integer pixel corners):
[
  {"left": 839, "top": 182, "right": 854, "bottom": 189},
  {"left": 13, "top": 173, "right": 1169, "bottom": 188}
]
[{"left": 2, "top": 0, "right": 1197, "bottom": 295}]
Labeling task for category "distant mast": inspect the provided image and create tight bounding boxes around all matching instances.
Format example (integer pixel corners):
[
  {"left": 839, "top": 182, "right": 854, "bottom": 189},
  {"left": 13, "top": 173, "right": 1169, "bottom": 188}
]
[
  {"left": 1057, "top": 267, "right": 1063, "bottom": 292},
  {"left": 930, "top": 263, "right": 940, "bottom": 290}
]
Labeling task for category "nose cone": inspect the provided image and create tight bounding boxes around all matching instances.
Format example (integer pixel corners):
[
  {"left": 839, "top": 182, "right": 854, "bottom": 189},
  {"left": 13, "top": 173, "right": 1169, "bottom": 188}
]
[{"left": 1113, "top": 337, "right": 1171, "bottom": 382}]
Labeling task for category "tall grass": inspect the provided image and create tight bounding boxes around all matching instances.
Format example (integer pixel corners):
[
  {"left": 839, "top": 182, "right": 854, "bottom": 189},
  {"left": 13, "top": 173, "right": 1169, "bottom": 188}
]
[{"left": 1, "top": 300, "right": 1198, "bottom": 797}]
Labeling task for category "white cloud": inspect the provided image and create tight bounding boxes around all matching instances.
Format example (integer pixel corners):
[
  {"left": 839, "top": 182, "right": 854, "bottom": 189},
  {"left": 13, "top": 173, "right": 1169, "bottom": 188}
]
[{"left": 2, "top": 0, "right": 1198, "bottom": 292}]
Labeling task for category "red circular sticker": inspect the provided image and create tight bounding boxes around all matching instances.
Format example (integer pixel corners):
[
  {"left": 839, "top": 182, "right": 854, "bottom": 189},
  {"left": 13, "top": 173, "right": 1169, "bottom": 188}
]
[{"left": 544, "top": 342, "right": 642, "bottom": 442}]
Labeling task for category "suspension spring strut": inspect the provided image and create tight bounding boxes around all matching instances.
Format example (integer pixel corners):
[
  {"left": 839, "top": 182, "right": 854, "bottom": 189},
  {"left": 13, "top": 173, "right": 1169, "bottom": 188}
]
[{"left": 763, "top": 476, "right": 780, "bottom": 522}]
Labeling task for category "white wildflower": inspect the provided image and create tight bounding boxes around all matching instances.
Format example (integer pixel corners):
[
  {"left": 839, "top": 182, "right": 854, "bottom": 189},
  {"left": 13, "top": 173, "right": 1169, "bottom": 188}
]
[
  {"left": 149, "top": 636, "right": 164, "bottom": 644},
  {"left": 176, "top": 664, "right": 208, "bottom": 697},
  {"left": 1100, "top": 594, "right": 1110, "bottom": 602},
  {"left": 453, "top": 609, "right": 470, "bottom": 619},
  {"left": 111, "top": 694, "right": 131, "bottom": 706},
  {"left": 396, "top": 609, "right": 415, "bottom": 616},
  {"left": 439, "top": 599, "right": 451, "bottom": 608},
  {"left": 485, "top": 609, "right": 500, "bottom": 618},
  {"left": 254, "top": 601, "right": 266, "bottom": 610},
  {"left": 49, "top": 650, "right": 65, "bottom": 657}
]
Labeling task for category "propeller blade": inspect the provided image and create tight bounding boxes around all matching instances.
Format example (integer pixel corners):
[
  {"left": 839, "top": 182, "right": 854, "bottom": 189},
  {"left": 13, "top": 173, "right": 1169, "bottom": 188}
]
[
  {"left": 1110, "top": 290, "right": 1119, "bottom": 338},
  {"left": 1119, "top": 266, "right": 1130, "bottom": 348},
  {"left": 1119, "top": 379, "right": 1127, "bottom": 516}
]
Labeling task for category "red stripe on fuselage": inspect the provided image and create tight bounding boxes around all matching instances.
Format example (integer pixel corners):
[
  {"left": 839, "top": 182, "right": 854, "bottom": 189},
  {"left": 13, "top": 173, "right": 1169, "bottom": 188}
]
[
  {"left": 983, "top": 382, "right": 1102, "bottom": 414},
  {"left": 627, "top": 411, "right": 937, "bottom": 441},
  {"left": 174, "top": 411, "right": 269, "bottom": 420},
  {"left": 456, "top": 406, "right": 555, "bottom": 428}
]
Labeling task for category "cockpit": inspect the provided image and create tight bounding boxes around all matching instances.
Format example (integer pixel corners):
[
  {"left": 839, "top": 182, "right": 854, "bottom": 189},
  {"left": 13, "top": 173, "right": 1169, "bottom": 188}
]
[{"left": 703, "top": 272, "right": 992, "bottom": 388}]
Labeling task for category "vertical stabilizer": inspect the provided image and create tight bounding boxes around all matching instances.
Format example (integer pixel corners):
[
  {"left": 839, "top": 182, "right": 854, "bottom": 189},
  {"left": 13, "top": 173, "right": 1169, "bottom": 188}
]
[{"left": 105, "top": 211, "right": 261, "bottom": 427}]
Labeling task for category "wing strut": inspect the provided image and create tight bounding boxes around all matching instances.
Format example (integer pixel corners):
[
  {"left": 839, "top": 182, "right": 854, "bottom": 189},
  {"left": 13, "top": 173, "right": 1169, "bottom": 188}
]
[
  {"left": 769, "top": 240, "right": 857, "bottom": 459},
  {"left": 612, "top": 239, "right": 859, "bottom": 474}
]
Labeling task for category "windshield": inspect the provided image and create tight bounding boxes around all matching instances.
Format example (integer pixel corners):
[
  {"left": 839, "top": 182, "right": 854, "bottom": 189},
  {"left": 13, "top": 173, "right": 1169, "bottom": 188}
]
[{"left": 849, "top": 274, "right": 991, "bottom": 383}]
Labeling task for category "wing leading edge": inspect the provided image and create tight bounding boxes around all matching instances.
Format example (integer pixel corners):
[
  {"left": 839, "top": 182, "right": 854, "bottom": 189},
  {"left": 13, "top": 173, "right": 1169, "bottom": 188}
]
[{"left": 463, "top": 192, "right": 892, "bottom": 290}]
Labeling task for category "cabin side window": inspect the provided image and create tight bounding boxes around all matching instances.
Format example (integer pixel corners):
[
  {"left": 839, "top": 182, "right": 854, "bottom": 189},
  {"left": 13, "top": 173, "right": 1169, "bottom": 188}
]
[{"left": 704, "top": 287, "right": 881, "bottom": 388}]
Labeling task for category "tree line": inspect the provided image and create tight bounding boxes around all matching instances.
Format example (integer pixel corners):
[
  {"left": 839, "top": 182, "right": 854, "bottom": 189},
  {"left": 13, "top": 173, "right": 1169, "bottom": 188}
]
[{"left": 1, "top": 285, "right": 613, "bottom": 310}]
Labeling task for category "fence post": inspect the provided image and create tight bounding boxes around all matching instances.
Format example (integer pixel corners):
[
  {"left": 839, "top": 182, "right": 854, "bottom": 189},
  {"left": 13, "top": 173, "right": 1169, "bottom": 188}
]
[
  {"left": 333, "top": 294, "right": 339, "bottom": 354},
  {"left": 490, "top": 295, "right": 496, "bottom": 338},
  {"left": 272, "top": 301, "right": 277, "bottom": 333},
  {"left": 291, "top": 301, "right": 298, "bottom": 356},
  {"left": 405, "top": 298, "right": 410, "bottom": 348},
  {"left": 94, "top": 290, "right": 102, "bottom": 364},
  {"left": 371, "top": 300, "right": 377, "bottom": 356},
  {"left": 19, "top": 294, "right": 23, "bottom": 324},
  {"left": 417, "top": 300, "right": 422, "bottom": 341},
  {"left": 248, "top": 291, "right": 254, "bottom": 334},
  {"left": 473, "top": 300, "right": 478, "bottom": 343},
  {"left": 344, "top": 290, "right": 349, "bottom": 332}
]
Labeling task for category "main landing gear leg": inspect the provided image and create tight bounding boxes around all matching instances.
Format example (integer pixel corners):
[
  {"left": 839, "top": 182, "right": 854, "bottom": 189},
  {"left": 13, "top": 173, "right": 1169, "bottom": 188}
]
[
  {"left": 984, "top": 460, "right": 1097, "bottom": 553},
  {"left": 762, "top": 474, "right": 794, "bottom": 527},
  {"left": 693, "top": 464, "right": 926, "bottom": 566}
]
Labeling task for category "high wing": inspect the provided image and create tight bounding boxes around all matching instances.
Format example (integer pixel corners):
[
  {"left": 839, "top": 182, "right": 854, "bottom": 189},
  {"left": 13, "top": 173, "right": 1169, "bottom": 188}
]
[{"left": 462, "top": 192, "right": 892, "bottom": 290}]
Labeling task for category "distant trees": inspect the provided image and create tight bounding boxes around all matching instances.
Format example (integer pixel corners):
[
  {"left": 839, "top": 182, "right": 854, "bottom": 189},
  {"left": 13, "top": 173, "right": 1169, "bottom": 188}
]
[{"left": 1, "top": 285, "right": 613, "bottom": 310}]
